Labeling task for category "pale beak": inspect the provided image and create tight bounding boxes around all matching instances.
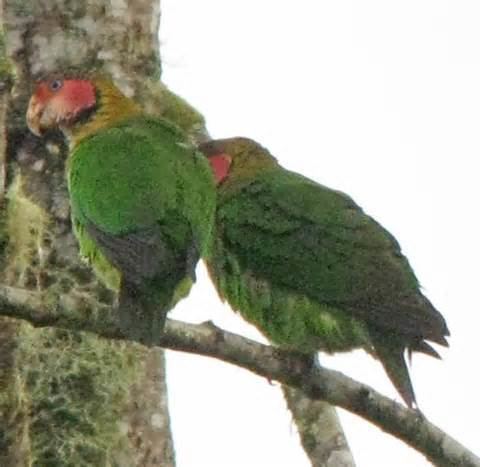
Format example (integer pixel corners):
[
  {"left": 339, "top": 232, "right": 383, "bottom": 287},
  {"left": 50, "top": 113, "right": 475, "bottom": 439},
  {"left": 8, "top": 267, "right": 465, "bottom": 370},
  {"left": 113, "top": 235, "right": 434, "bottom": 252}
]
[{"left": 26, "top": 94, "right": 44, "bottom": 137}]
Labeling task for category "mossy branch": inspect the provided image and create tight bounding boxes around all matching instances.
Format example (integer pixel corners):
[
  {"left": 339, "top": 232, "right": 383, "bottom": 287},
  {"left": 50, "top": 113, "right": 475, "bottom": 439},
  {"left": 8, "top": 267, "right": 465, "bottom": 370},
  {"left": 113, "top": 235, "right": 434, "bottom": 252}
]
[{"left": 0, "top": 284, "right": 478, "bottom": 467}]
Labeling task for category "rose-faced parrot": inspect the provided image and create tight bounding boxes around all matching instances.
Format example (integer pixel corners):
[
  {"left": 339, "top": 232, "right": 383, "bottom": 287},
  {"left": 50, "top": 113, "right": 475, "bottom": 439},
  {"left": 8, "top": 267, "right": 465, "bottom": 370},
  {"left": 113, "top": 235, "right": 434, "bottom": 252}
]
[
  {"left": 26, "top": 77, "right": 215, "bottom": 344},
  {"left": 199, "top": 136, "right": 449, "bottom": 407}
]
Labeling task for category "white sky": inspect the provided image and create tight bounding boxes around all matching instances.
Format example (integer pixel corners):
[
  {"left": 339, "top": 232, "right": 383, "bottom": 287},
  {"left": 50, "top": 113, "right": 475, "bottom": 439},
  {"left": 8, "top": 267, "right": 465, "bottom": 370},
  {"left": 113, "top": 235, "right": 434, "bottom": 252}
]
[{"left": 160, "top": 1, "right": 480, "bottom": 466}]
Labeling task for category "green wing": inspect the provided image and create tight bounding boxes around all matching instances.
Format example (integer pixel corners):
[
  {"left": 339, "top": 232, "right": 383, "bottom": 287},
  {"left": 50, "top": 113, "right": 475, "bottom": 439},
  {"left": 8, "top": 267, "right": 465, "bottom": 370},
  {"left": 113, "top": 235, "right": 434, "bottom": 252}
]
[
  {"left": 69, "top": 116, "right": 206, "bottom": 232},
  {"left": 216, "top": 168, "right": 447, "bottom": 344},
  {"left": 68, "top": 117, "right": 215, "bottom": 282},
  {"left": 67, "top": 115, "right": 215, "bottom": 342}
]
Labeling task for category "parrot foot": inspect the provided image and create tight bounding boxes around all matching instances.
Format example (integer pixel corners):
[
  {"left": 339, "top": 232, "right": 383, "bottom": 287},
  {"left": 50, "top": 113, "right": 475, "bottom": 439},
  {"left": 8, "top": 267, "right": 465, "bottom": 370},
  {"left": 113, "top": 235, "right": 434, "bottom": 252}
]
[
  {"left": 272, "top": 348, "right": 317, "bottom": 380},
  {"left": 114, "top": 304, "right": 167, "bottom": 347}
]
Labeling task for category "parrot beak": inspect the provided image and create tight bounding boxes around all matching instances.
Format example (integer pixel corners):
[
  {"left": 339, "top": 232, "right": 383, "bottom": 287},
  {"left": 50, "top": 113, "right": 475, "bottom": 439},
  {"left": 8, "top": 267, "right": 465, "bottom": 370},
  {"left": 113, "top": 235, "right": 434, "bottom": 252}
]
[
  {"left": 26, "top": 94, "right": 44, "bottom": 136},
  {"left": 26, "top": 94, "right": 54, "bottom": 137}
]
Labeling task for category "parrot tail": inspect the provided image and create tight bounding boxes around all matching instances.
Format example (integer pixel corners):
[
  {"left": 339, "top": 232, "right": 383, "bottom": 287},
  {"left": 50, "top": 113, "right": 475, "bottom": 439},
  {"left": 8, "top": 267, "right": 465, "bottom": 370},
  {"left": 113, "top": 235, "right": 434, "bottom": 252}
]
[
  {"left": 117, "top": 279, "right": 170, "bottom": 345},
  {"left": 371, "top": 336, "right": 416, "bottom": 409}
]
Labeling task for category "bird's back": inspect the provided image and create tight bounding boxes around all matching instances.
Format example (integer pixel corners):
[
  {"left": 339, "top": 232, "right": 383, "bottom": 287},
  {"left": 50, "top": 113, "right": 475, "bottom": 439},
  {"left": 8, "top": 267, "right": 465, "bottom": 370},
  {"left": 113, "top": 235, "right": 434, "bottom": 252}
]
[{"left": 215, "top": 168, "right": 447, "bottom": 342}]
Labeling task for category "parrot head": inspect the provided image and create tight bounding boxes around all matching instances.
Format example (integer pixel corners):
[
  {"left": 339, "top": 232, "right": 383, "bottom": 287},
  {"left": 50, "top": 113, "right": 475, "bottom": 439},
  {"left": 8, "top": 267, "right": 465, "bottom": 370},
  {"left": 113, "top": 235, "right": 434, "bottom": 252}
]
[
  {"left": 26, "top": 78, "right": 97, "bottom": 136},
  {"left": 199, "top": 137, "right": 278, "bottom": 185},
  {"left": 26, "top": 77, "right": 140, "bottom": 144}
]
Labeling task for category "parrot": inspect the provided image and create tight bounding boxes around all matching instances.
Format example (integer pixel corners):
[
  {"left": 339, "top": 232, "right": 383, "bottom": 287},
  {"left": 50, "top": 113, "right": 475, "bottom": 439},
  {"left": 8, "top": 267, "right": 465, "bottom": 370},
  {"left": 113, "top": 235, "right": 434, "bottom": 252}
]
[
  {"left": 199, "top": 136, "right": 449, "bottom": 408},
  {"left": 26, "top": 76, "right": 215, "bottom": 344}
]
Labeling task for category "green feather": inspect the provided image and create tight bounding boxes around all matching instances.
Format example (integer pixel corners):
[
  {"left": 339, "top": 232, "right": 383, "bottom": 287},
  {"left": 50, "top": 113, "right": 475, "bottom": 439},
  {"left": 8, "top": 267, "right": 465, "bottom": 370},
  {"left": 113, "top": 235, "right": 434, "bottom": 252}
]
[
  {"left": 202, "top": 137, "right": 448, "bottom": 407},
  {"left": 68, "top": 115, "right": 215, "bottom": 343}
]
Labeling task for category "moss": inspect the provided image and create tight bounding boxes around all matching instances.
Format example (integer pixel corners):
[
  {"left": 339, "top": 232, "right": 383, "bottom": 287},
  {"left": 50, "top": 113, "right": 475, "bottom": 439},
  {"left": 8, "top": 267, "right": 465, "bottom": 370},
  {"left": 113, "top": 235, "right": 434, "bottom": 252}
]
[
  {"left": 7, "top": 0, "right": 34, "bottom": 17},
  {"left": 0, "top": 319, "right": 27, "bottom": 464},
  {"left": 0, "top": 205, "right": 9, "bottom": 262},
  {"left": 0, "top": 32, "right": 14, "bottom": 86},
  {"left": 2, "top": 172, "right": 148, "bottom": 465},
  {"left": 139, "top": 79, "right": 207, "bottom": 141},
  {"left": 17, "top": 325, "right": 143, "bottom": 466},
  {"left": 4, "top": 173, "right": 51, "bottom": 287}
]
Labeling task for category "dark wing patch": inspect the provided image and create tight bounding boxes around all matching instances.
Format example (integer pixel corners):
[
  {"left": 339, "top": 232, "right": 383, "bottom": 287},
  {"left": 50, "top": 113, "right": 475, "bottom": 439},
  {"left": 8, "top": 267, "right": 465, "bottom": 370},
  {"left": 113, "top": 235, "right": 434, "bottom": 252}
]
[
  {"left": 87, "top": 222, "right": 200, "bottom": 344},
  {"left": 116, "top": 276, "right": 168, "bottom": 344},
  {"left": 86, "top": 222, "right": 175, "bottom": 286}
]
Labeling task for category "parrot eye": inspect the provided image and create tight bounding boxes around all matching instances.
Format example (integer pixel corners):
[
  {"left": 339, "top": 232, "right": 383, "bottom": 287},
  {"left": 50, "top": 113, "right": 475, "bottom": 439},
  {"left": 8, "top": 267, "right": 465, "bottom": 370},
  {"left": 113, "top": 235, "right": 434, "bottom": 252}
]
[{"left": 49, "top": 79, "right": 63, "bottom": 92}]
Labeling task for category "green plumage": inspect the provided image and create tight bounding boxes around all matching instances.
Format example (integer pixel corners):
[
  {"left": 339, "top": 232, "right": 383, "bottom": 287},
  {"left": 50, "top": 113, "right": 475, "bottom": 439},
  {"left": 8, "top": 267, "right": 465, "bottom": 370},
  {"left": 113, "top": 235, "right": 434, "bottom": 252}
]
[
  {"left": 69, "top": 115, "right": 215, "bottom": 343},
  {"left": 201, "top": 137, "right": 448, "bottom": 407}
]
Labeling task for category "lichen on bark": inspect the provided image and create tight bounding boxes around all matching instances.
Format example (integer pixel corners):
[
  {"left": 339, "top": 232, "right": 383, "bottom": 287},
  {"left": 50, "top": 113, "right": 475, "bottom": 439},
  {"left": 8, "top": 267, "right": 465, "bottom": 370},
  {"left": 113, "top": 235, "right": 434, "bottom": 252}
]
[{"left": 17, "top": 328, "right": 144, "bottom": 465}]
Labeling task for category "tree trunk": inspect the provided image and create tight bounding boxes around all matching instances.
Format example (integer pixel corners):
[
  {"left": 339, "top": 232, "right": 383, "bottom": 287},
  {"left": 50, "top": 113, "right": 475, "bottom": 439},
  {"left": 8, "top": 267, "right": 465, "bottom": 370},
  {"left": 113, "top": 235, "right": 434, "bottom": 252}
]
[{"left": 0, "top": 0, "right": 205, "bottom": 465}]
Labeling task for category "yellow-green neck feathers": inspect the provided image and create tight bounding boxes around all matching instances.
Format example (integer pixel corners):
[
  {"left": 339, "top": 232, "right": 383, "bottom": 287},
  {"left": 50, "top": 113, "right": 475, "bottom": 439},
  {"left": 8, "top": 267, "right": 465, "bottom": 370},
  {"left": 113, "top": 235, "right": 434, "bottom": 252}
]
[
  {"left": 69, "top": 79, "right": 141, "bottom": 148},
  {"left": 220, "top": 138, "right": 279, "bottom": 189}
]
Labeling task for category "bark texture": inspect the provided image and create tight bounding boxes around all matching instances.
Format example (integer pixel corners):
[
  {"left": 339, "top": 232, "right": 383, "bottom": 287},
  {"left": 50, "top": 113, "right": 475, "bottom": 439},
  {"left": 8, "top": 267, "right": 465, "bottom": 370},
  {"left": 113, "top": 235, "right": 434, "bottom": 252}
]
[
  {"left": 282, "top": 384, "right": 356, "bottom": 467},
  {"left": 0, "top": 0, "right": 204, "bottom": 465}
]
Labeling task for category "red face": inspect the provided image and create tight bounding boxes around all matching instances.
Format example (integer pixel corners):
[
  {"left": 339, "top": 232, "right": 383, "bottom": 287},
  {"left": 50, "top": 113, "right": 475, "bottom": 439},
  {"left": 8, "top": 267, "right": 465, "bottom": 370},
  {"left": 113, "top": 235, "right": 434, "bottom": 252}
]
[
  {"left": 26, "top": 78, "right": 96, "bottom": 136},
  {"left": 199, "top": 141, "right": 233, "bottom": 185},
  {"left": 208, "top": 153, "right": 232, "bottom": 185}
]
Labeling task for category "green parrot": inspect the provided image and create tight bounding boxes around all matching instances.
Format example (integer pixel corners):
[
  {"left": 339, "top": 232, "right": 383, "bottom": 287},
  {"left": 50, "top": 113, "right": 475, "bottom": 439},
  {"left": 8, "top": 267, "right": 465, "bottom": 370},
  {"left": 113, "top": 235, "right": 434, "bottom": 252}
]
[
  {"left": 26, "top": 77, "right": 215, "bottom": 343},
  {"left": 199, "top": 137, "right": 449, "bottom": 407}
]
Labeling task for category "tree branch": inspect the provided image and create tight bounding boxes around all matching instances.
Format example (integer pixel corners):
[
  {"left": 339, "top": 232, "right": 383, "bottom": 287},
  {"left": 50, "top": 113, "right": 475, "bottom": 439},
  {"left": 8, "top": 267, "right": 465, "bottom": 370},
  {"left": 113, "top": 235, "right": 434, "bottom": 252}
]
[
  {"left": 0, "top": 284, "right": 478, "bottom": 467},
  {"left": 282, "top": 384, "right": 356, "bottom": 467}
]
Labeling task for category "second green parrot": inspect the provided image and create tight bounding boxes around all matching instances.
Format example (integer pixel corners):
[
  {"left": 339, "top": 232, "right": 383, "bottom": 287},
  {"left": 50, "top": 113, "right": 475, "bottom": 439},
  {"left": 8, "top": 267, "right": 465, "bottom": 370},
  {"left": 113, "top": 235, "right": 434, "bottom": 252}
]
[
  {"left": 26, "top": 77, "right": 215, "bottom": 343},
  {"left": 200, "top": 137, "right": 449, "bottom": 408}
]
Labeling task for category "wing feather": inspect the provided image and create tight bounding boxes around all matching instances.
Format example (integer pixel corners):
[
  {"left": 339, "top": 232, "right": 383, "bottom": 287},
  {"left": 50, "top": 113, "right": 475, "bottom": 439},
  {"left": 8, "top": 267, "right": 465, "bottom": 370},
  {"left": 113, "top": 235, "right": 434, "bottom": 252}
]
[{"left": 218, "top": 169, "right": 448, "bottom": 343}]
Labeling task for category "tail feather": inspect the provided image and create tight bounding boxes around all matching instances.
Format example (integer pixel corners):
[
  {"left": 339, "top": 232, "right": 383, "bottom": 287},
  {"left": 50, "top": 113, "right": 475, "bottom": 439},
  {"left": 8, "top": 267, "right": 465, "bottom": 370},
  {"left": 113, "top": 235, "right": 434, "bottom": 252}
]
[
  {"left": 431, "top": 333, "right": 449, "bottom": 347},
  {"left": 361, "top": 292, "right": 449, "bottom": 348},
  {"left": 372, "top": 337, "right": 416, "bottom": 408},
  {"left": 117, "top": 279, "right": 169, "bottom": 345},
  {"left": 410, "top": 340, "right": 442, "bottom": 361}
]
